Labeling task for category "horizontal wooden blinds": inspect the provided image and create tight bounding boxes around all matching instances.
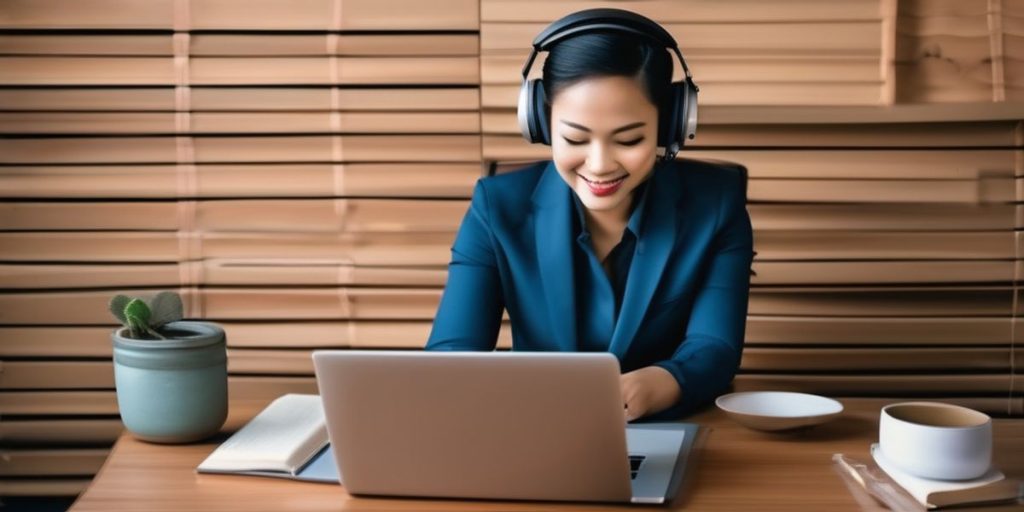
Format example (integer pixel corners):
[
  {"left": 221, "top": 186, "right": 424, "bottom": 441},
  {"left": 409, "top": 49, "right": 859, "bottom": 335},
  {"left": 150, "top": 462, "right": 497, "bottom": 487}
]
[
  {"left": 1, "top": 0, "right": 1022, "bottom": 500},
  {"left": 0, "top": 0, "right": 482, "bottom": 498}
]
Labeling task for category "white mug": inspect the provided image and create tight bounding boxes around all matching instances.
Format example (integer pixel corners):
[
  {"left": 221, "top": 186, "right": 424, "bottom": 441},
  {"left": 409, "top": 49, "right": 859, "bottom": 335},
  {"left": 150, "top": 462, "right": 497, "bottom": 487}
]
[{"left": 879, "top": 402, "right": 992, "bottom": 481}]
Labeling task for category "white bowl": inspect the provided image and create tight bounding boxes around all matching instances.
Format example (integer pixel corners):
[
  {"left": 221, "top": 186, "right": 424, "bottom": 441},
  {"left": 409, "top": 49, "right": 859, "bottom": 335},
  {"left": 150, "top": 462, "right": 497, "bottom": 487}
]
[
  {"left": 879, "top": 402, "right": 992, "bottom": 480},
  {"left": 715, "top": 391, "right": 844, "bottom": 431}
]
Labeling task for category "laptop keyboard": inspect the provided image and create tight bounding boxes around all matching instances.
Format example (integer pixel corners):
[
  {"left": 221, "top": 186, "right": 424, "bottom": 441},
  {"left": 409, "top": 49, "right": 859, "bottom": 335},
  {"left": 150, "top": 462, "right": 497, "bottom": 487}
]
[{"left": 629, "top": 455, "right": 646, "bottom": 480}]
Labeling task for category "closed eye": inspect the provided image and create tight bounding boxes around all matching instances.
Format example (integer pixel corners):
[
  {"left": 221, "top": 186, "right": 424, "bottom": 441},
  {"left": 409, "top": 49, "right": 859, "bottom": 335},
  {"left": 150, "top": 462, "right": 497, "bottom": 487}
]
[{"left": 562, "top": 136, "right": 645, "bottom": 146}]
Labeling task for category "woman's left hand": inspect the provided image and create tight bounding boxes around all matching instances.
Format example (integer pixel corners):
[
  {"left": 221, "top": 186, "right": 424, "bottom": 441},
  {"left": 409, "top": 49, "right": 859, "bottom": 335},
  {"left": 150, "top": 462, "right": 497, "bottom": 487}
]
[{"left": 620, "top": 366, "right": 682, "bottom": 422}]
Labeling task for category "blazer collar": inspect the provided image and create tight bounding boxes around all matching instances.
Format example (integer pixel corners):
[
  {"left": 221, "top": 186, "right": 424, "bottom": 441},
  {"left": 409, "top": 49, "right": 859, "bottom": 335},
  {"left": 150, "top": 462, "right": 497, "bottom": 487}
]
[{"left": 531, "top": 160, "right": 684, "bottom": 360}]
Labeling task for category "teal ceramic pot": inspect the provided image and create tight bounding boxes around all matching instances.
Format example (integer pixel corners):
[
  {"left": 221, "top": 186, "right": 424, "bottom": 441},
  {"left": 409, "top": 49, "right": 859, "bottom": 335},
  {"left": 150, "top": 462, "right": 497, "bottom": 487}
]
[{"left": 111, "top": 321, "right": 228, "bottom": 443}]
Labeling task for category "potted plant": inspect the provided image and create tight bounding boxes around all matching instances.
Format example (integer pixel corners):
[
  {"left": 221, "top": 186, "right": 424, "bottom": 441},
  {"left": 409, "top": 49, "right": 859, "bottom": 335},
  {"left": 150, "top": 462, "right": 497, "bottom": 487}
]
[{"left": 109, "top": 291, "right": 228, "bottom": 443}]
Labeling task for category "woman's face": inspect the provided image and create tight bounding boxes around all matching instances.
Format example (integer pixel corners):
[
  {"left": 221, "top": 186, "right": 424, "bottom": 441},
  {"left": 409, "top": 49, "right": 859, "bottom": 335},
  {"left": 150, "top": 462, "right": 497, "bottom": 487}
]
[{"left": 549, "top": 74, "right": 659, "bottom": 214}]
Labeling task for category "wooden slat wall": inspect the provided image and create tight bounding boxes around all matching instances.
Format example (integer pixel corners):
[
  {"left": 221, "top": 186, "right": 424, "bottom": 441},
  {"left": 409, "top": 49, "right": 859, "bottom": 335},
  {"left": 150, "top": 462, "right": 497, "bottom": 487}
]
[
  {"left": 0, "top": 0, "right": 482, "bottom": 498},
  {"left": 0, "top": 0, "right": 1021, "bottom": 500}
]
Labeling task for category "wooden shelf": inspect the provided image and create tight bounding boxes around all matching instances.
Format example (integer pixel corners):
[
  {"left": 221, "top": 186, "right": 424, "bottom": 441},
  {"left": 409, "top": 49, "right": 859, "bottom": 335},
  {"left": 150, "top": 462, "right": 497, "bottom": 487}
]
[{"left": 700, "top": 103, "right": 1024, "bottom": 124}]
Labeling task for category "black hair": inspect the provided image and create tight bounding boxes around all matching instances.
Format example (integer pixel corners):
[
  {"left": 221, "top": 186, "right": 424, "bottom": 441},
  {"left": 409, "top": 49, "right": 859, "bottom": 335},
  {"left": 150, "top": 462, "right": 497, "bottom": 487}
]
[{"left": 541, "top": 30, "right": 673, "bottom": 116}]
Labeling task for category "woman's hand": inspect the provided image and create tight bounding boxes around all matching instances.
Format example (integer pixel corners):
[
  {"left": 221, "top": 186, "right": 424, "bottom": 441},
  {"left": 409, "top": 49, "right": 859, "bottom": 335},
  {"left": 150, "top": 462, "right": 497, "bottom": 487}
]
[{"left": 620, "top": 366, "right": 682, "bottom": 422}]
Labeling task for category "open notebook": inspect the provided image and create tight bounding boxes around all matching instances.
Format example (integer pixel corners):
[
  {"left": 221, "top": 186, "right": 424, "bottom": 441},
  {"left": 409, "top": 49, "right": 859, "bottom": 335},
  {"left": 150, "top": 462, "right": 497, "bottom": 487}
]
[{"left": 196, "top": 394, "right": 339, "bottom": 483}]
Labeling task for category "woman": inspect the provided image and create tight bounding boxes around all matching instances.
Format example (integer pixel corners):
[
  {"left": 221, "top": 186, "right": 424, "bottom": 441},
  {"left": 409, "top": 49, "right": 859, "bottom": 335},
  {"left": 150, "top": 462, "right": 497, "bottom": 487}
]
[{"left": 426, "top": 9, "right": 755, "bottom": 422}]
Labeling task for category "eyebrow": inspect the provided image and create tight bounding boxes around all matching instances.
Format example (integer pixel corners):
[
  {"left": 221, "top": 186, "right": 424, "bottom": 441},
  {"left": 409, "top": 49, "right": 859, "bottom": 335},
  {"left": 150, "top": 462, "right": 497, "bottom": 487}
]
[{"left": 560, "top": 120, "right": 646, "bottom": 134}]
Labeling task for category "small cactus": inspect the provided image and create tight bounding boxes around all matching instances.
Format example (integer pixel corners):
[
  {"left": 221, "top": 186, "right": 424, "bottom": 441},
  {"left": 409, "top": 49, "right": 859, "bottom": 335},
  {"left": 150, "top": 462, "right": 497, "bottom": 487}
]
[{"left": 109, "top": 291, "right": 185, "bottom": 340}]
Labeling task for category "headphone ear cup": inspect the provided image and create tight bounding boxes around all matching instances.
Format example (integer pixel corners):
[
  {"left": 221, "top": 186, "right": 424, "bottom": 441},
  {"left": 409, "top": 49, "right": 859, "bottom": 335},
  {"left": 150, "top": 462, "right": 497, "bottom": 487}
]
[
  {"left": 682, "top": 79, "right": 698, "bottom": 142},
  {"left": 516, "top": 78, "right": 551, "bottom": 145},
  {"left": 531, "top": 79, "right": 551, "bottom": 145},
  {"left": 517, "top": 78, "right": 536, "bottom": 143}
]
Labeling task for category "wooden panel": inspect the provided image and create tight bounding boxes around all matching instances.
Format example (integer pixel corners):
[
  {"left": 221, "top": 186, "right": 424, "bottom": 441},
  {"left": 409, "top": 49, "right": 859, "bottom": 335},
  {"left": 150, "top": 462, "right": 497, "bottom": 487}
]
[
  {"left": 0, "top": 200, "right": 469, "bottom": 231},
  {"left": 748, "top": 287, "right": 1012, "bottom": 316},
  {"left": 636, "top": 149, "right": 1020, "bottom": 179},
  {"left": 740, "top": 347, "right": 1018, "bottom": 371},
  {"left": 0, "top": 163, "right": 482, "bottom": 199},
  {"left": 0, "top": 112, "right": 482, "bottom": 135},
  {"left": 895, "top": 0, "right": 1008, "bottom": 103},
  {"left": 0, "top": 419, "right": 123, "bottom": 444},
  {"left": 751, "top": 261, "right": 1015, "bottom": 285},
  {"left": 0, "top": 323, "right": 512, "bottom": 355},
  {"left": 0, "top": 87, "right": 482, "bottom": 112},
  {"left": 745, "top": 317, "right": 1020, "bottom": 345},
  {"left": 0, "top": 56, "right": 481, "bottom": 86},
  {"left": 0, "top": 449, "right": 109, "bottom": 476},
  {"left": 749, "top": 203, "right": 1017, "bottom": 231},
  {"left": 0, "top": 385, "right": 325, "bottom": 415},
  {"left": 0, "top": 288, "right": 451, "bottom": 324},
  {"left": 2, "top": 262, "right": 436, "bottom": 289},
  {"left": 0, "top": 391, "right": 118, "bottom": 415},
  {"left": 480, "top": 0, "right": 881, "bottom": 22},
  {"left": 228, "top": 376, "right": 318, "bottom": 402},
  {"left": 0, "top": 34, "right": 481, "bottom": 56},
  {"left": 0, "top": 479, "right": 92, "bottom": 497},
  {"left": 734, "top": 374, "right": 1011, "bottom": 394},
  {"left": 0, "top": 135, "right": 483, "bottom": 164},
  {"left": 0, "top": 361, "right": 115, "bottom": 390},
  {"left": 0, "top": 232, "right": 459, "bottom": 264},
  {"left": 0, "top": 0, "right": 481, "bottom": 30},
  {"left": 748, "top": 178, "right": 1014, "bottom": 203},
  {"left": 753, "top": 231, "right": 1015, "bottom": 259}
]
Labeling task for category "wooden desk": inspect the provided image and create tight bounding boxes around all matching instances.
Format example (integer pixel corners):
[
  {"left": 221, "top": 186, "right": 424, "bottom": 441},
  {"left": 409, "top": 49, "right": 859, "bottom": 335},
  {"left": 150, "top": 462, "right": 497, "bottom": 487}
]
[{"left": 69, "top": 399, "right": 1023, "bottom": 511}]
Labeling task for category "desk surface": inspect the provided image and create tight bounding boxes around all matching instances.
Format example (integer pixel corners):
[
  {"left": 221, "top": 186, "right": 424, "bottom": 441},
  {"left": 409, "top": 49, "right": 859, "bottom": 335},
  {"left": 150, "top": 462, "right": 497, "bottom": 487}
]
[{"left": 69, "top": 399, "right": 1023, "bottom": 512}]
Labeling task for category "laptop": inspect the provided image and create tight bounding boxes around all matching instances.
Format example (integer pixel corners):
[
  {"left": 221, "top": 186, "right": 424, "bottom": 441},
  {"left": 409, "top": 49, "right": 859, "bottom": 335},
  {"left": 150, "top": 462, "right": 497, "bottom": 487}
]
[{"left": 311, "top": 350, "right": 703, "bottom": 505}]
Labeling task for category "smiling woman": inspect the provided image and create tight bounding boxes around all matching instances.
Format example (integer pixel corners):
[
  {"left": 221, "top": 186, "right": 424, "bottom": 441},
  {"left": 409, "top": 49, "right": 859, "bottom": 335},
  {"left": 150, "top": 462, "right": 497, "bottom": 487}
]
[{"left": 426, "top": 8, "right": 754, "bottom": 423}]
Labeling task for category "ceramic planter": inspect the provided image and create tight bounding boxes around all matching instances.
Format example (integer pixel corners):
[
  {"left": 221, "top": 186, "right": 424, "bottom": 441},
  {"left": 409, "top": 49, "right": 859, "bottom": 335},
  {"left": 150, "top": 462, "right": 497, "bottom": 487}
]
[{"left": 111, "top": 320, "right": 228, "bottom": 443}]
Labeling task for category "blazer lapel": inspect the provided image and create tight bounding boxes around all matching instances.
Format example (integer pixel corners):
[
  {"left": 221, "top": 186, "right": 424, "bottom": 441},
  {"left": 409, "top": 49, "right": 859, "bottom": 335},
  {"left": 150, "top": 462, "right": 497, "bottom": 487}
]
[
  {"left": 607, "top": 163, "right": 683, "bottom": 360},
  {"left": 531, "top": 161, "right": 578, "bottom": 352}
]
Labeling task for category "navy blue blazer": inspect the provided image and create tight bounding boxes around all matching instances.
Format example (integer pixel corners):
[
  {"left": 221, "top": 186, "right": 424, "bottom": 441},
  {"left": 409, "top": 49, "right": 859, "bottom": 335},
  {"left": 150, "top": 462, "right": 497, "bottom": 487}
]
[{"left": 425, "top": 158, "right": 755, "bottom": 421}]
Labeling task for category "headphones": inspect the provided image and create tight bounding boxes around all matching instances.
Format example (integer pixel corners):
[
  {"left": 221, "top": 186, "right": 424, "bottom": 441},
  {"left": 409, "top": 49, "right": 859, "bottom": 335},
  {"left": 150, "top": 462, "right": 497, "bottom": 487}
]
[{"left": 517, "top": 8, "right": 699, "bottom": 162}]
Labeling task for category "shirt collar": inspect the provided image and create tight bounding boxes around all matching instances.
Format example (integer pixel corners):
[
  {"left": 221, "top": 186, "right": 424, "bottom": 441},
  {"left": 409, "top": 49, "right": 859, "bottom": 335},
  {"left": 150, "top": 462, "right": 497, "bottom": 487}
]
[{"left": 571, "top": 177, "right": 652, "bottom": 240}]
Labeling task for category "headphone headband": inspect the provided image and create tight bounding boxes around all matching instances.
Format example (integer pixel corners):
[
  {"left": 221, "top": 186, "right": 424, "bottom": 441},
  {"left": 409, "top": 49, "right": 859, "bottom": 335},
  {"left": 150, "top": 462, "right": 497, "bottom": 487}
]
[{"left": 521, "top": 8, "right": 695, "bottom": 83}]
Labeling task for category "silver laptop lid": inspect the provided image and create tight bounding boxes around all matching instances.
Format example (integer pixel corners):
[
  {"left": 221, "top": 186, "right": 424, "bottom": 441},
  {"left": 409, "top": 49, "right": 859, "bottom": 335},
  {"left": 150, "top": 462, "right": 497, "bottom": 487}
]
[{"left": 312, "top": 350, "right": 635, "bottom": 503}]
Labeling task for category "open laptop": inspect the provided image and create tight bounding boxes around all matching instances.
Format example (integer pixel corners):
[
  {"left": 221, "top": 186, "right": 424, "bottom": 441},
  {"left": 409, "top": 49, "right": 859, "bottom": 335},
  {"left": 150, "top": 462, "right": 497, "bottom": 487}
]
[{"left": 311, "top": 350, "right": 703, "bottom": 505}]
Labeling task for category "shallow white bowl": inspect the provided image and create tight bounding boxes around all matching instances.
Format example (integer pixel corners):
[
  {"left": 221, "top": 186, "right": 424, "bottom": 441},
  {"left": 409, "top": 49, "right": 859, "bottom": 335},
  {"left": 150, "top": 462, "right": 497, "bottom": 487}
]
[{"left": 715, "top": 391, "right": 844, "bottom": 431}]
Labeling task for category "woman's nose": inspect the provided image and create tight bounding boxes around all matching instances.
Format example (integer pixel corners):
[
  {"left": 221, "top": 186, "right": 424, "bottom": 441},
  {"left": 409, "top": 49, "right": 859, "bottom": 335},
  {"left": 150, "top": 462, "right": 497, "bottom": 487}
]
[{"left": 586, "top": 142, "right": 617, "bottom": 174}]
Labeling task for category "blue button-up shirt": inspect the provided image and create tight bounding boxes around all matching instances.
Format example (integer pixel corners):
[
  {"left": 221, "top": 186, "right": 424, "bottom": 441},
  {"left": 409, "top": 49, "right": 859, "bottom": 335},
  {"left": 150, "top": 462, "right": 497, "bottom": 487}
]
[{"left": 570, "top": 178, "right": 653, "bottom": 352}]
